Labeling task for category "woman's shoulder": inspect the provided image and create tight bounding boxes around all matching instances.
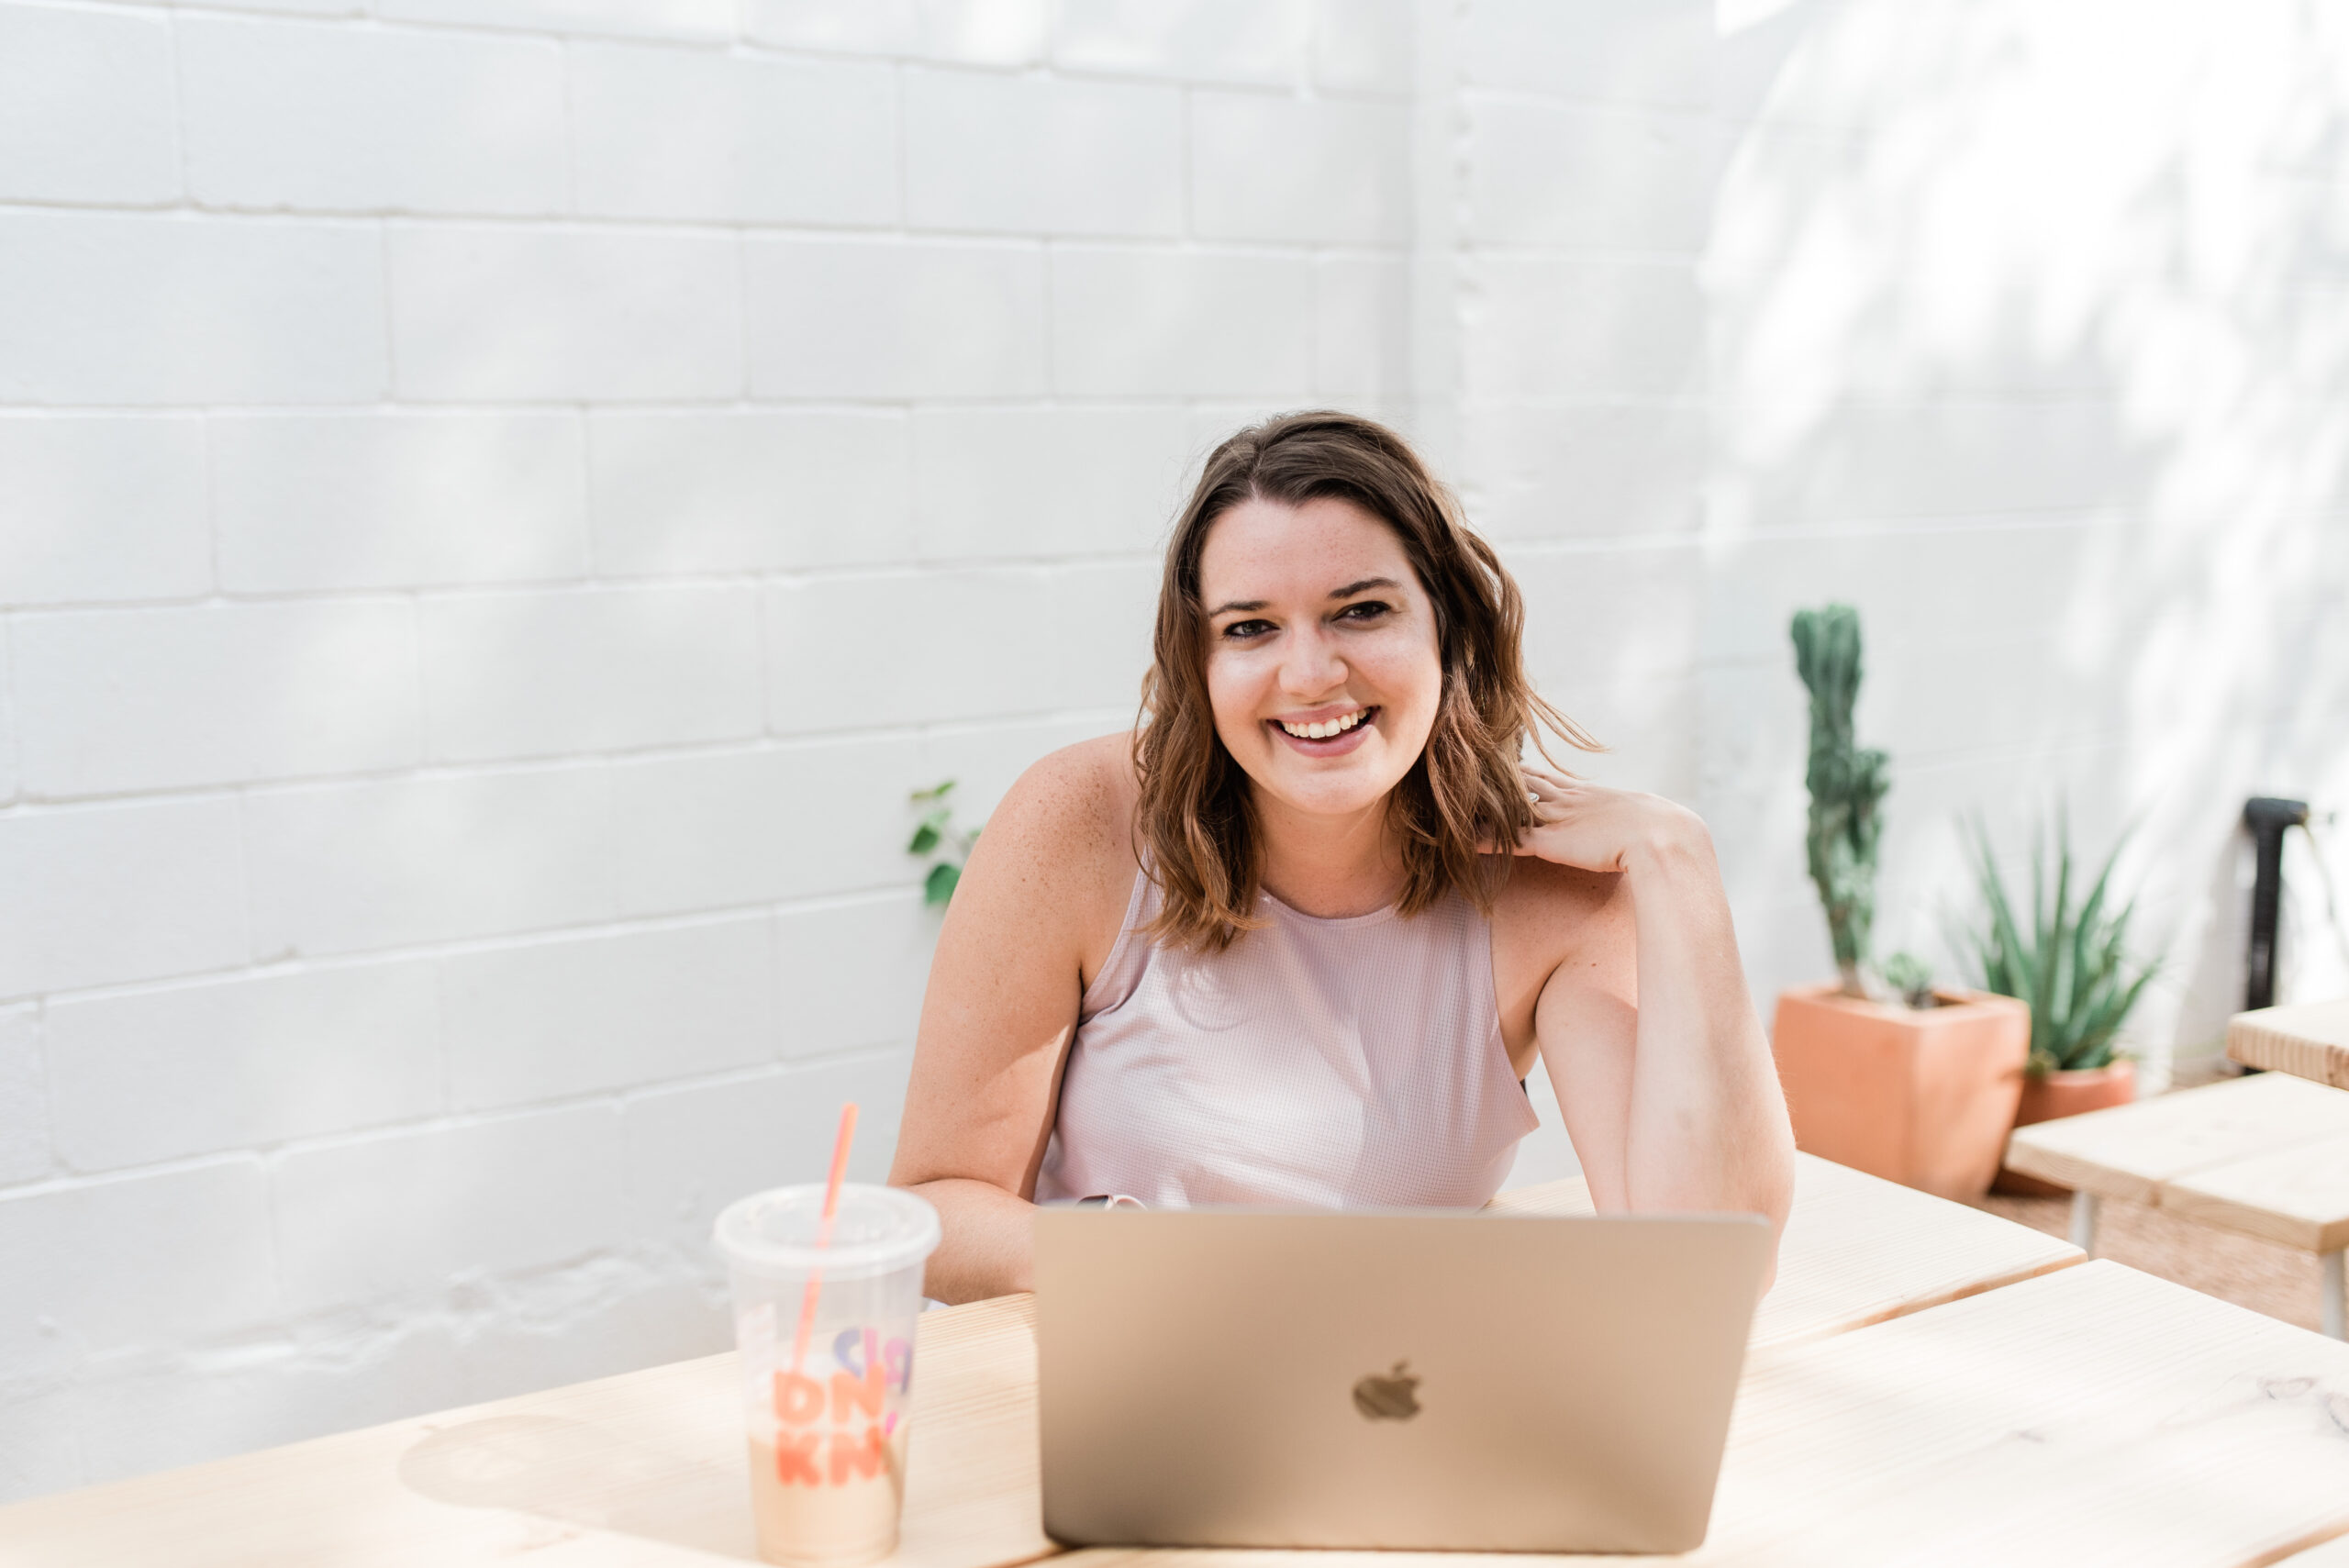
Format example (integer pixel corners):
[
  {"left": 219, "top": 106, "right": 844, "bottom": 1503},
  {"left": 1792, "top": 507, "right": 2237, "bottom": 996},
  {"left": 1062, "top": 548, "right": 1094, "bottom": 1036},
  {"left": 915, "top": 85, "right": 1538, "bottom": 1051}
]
[
  {"left": 966, "top": 734, "right": 1141, "bottom": 943},
  {"left": 990, "top": 733, "right": 1140, "bottom": 866},
  {"left": 1488, "top": 853, "right": 1631, "bottom": 975}
]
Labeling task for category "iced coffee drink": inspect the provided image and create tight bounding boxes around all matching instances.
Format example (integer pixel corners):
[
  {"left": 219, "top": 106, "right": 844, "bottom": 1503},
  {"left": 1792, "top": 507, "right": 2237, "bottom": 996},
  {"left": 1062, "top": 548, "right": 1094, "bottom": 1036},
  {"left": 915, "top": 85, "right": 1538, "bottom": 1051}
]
[{"left": 717, "top": 1185, "right": 939, "bottom": 1568}]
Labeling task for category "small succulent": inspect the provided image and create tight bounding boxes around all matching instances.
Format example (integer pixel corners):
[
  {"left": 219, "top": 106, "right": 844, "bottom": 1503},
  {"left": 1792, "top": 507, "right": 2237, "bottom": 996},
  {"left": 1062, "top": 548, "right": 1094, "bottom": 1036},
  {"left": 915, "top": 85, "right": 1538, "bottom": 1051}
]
[
  {"left": 907, "top": 781, "right": 981, "bottom": 907},
  {"left": 1880, "top": 951, "right": 1936, "bottom": 1009}
]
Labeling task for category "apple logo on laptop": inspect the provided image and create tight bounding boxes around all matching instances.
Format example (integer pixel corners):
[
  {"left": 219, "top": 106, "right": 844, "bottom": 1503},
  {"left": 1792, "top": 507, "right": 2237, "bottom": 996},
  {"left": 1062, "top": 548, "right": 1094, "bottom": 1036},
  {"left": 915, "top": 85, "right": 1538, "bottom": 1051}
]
[{"left": 1352, "top": 1361, "right": 1420, "bottom": 1421}]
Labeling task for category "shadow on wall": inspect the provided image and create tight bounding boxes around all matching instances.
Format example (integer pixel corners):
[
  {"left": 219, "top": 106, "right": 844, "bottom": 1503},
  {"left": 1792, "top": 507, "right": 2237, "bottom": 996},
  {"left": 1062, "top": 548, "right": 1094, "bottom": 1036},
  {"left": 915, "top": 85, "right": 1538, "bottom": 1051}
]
[{"left": 1705, "top": 0, "right": 2349, "bottom": 1077}]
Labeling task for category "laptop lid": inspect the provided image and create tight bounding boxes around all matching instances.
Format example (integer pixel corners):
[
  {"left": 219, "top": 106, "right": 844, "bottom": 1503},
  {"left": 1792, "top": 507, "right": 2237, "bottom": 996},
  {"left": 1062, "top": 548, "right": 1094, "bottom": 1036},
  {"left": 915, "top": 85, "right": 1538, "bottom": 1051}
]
[{"left": 1034, "top": 1208, "right": 1769, "bottom": 1555}]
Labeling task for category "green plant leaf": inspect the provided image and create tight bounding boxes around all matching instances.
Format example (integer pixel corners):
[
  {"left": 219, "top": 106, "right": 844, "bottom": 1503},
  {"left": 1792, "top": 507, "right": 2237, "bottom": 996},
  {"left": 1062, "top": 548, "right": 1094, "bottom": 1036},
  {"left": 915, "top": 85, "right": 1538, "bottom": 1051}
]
[
  {"left": 1965, "top": 812, "right": 2155, "bottom": 1071},
  {"left": 924, "top": 862, "right": 961, "bottom": 906}
]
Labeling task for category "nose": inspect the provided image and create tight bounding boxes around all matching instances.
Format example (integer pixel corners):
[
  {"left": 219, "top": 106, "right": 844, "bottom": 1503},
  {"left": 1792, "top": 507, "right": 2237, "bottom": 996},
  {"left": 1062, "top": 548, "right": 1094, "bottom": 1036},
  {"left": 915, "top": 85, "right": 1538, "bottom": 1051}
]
[{"left": 1277, "top": 619, "right": 1346, "bottom": 700}]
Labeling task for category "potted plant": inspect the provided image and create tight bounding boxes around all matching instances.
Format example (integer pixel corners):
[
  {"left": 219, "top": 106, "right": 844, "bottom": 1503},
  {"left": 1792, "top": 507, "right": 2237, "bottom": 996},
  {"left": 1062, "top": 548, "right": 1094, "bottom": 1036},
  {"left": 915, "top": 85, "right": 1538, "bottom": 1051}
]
[
  {"left": 1769, "top": 606, "right": 2032, "bottom": 1200},
  {"left": 1965, "top": 817, "right": 2157, "bottom": 1194}
]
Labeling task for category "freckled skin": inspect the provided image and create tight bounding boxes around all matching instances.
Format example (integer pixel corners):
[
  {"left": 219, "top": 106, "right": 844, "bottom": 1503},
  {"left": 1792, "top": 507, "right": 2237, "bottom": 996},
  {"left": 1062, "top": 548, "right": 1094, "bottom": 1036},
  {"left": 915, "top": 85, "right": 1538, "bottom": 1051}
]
[
  {"left": 889, "top": 498, "right": 1797, "bottom": 1303},
  {"left": 1197, "top": 497, "right": 1443, "bottom": 906}
]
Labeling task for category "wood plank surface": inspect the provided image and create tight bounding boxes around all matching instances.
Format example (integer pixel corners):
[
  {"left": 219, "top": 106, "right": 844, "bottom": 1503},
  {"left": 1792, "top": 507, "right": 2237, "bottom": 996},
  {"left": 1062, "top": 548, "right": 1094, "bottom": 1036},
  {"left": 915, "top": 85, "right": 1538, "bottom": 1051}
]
[
  {"left": 2162, "top": 1134, "right": 2349, "bottom": 1253},
  {"left": 2231, "top": 1000, "right": 2349, "bottom": 1089},
  {"left": 0, "top": 1162, "right": 2076, "bottom": 1568},
  {"left": 2002, "top": 1073, "right": 2349, "bottom": 1202},
  {"left": 1054, "top": 1262, "right": 2349, "bottom": 1568},
  {"left": 1490, "top": 1152, "right": 2081, "bottom": 1350},
  {"left": 2275, "top": 1529, "right": 2349, "bottom": 1565},
  {"left": 0, "top": 1294, "right": 1049, "bottom": 1568}
]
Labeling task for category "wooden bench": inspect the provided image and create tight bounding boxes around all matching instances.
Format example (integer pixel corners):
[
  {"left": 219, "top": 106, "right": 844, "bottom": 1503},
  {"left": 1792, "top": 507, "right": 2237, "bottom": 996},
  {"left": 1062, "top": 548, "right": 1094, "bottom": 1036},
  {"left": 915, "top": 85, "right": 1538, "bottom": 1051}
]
[
  {"left": 2003, "top": 1071, "right": 2349, "bottom": 1337},
  {"left": 2228, "top": 997, "right": 2349, "bottom": 1088}
]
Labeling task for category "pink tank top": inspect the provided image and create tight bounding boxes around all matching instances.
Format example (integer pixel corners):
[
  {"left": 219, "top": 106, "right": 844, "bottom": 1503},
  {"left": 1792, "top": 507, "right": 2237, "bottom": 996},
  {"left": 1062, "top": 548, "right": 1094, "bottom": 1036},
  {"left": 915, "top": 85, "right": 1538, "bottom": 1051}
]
[{"left": 1034, "top": 866, "right": 1538, "bottom": 1209}]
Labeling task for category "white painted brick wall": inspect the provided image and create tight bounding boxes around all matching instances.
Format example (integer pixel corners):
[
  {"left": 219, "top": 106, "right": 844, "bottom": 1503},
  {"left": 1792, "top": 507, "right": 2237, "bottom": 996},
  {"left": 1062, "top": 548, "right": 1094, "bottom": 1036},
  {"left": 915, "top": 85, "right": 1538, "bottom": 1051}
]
[
  {"left": 744, "top": 237, "right": 1049, "bottom": 398},
  {"left": 741, "top": 0, "right": 1047, "bottom": 65},
  {"left": 1054, "top": 0, "right": 1311, "bottom": 86},
  {"left": 904, "top": 71, "right": 1182, "bottom": 237},
  {"left": 440, "top": 916, "right": 776, "bottom": 1108},
  {"left": 244, "top": 769, "right": 618, "bottom": 957},
  {"left": 1, "top": 1162, "right": 277, "bottom": 1376},
  {"left": 1050, "top": 247, "right": 1316, "bottom": 396},
  {"left": 274, "top": 1104, "right": 630, "bottom": 1313},
  {"left": 0, "top": 800, "right": 249, "bottom": 997},
  {"left": 604, "top": 740, "right": 920, "bottom": 915},
  {"left": 377, "top": 0, "right": 733, "bottom": 41},
  {"left": 0, "top": 212, "right": 386, "bottom": 403},
  {"left": 179, "top": 17, "right": 569, "bottom": 215},
  {"left": 388, "top": 225, "right": 743, "bottom": 400},
  {"left": 45, "top": 964, "right": 441, "bottom": 1170},
  {"left": 0, "top": 417, "right": 211, "bottom": 603},
  {"left": 0, "top": 6, "right": 179, "bottom": 205},
  {"left": 212, "top": 412, "right": 591, "bottom": 591},
  {"left": 1187, "top": 93, "right": 1412, "bottom": 245},
  {"left": 910, "top": 406, "right": 1187, "bottom": 558},
  {"left": 763, "top": 564, "right": 1157, "bottom": 731},
  {"left": 421, "top": 586, "right": 762, "bottom": 761},
  {"left": 0, "top": 1009, "right": 46, "bottom": 1187},
  {"left": 5, "top": 0, "right": 2345, "bottom": 1510},
  {"left": 571, "top": 45, "right": 898, "bottom": 225},
  {"left": 588, "top": 409, "right": 914, "bottom": 572},
  {"left": 1312, "top": 0, "right": 1414, "bottom": 95},
  {"left": 13, "top": 601, "right": 421, "bottom": 795}
]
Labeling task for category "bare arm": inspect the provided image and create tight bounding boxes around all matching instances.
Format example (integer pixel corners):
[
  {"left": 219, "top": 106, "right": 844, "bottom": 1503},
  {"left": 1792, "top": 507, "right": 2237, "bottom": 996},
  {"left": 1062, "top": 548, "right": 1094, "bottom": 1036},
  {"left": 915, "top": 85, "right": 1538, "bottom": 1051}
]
[
  {"left": 887, "top": 739, "right": 1135, "bottom": 1302},
  {"left": 1519, "top": 770, "right": 1797, "bottom": 1281}
]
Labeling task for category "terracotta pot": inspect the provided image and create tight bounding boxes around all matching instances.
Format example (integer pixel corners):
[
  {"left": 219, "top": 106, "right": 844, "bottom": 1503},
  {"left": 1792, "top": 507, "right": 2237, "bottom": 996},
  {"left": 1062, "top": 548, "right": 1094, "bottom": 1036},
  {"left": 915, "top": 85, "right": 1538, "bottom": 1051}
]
[
  {"left": 1992, "top": 1060, "right": 2139, "bottom": 1195},
  {"left": 1771, "top": 984, "right": 2032, "bottom": 1200}
]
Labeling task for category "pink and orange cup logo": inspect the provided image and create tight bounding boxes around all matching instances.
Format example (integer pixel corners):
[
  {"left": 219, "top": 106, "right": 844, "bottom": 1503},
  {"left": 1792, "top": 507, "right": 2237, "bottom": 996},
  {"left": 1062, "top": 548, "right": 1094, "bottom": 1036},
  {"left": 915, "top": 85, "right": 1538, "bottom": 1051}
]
[{"left": 769, "top": 1326, "right": 915, "bottom": 1486}]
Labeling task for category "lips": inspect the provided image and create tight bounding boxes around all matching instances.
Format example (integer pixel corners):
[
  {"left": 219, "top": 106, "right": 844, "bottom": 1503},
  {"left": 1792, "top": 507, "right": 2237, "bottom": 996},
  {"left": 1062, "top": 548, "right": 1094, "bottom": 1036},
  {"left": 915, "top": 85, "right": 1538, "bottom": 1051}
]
[{"left": 1267, "top": 706, "right": 1379, "bottom": 756}]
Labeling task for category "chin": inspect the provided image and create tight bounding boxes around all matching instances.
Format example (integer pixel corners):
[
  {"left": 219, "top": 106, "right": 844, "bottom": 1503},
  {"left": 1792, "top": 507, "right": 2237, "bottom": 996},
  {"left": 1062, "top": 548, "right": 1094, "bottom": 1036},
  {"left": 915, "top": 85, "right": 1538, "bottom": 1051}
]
[{"left": 1252, "top": 754, "right": 1407, "bottom": 818}]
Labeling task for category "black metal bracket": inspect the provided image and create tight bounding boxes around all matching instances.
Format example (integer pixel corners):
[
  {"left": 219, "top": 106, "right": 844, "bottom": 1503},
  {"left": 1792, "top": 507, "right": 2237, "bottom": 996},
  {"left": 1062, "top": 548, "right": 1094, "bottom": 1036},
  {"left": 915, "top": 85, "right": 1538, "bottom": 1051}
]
[{"left": 2245, "top": 796, "right": 2311, "bottom": 1011}]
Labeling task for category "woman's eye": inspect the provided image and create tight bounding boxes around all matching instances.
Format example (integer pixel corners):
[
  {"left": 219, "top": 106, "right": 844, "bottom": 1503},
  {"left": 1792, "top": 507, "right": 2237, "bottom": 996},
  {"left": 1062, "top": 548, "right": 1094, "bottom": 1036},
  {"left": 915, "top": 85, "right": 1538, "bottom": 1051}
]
[
  {"left": 1336, "top": 601, "right": 1391, "bottom": 623},
  {"left": 1221, "top": 618, "right": 1275, "bottom": 639}
]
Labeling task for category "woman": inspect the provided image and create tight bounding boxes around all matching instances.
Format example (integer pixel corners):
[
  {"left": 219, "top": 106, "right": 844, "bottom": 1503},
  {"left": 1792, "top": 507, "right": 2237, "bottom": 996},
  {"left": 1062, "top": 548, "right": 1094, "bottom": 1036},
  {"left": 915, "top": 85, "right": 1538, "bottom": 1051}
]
[{"left": 890, "top": 411, "right": 1795, "bottom": 1303}]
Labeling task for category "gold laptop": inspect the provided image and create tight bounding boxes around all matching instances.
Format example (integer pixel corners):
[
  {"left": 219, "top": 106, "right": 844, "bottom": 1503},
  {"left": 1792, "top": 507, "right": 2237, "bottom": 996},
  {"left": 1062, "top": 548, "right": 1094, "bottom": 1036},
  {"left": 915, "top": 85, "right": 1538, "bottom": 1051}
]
[{"left": 1033, "top": 1208, "right": 1769, "bottom": 1554}]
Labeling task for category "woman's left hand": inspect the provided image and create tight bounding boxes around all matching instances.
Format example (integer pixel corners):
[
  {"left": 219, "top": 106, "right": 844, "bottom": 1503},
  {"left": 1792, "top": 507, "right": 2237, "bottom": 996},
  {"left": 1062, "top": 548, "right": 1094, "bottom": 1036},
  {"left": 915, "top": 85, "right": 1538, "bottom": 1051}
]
[{"left": 1511, "top": 763, "right": 1709, "bottom": 878}]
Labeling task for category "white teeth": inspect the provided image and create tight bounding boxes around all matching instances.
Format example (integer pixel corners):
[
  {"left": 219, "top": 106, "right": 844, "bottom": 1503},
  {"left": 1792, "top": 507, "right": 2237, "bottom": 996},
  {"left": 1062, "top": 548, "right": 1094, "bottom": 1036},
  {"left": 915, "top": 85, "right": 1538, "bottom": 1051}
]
[{"left": 1279, "top": 708, "right": 1368, "bottom": 740}]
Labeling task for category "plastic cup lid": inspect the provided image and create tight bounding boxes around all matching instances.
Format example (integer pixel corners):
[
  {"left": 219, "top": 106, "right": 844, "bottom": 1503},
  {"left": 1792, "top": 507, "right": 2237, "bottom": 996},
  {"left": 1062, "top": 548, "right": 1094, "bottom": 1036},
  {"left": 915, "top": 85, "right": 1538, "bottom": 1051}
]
[{"left": 713, "top": 1183, "right": 941, "bottom": 1280}]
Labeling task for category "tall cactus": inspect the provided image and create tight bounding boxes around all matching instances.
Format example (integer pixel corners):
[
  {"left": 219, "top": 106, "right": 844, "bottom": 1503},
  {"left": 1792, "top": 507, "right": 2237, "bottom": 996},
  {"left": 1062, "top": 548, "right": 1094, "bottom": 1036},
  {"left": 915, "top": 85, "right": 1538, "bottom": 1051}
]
[{"left": 1791, "top": 606, "right": 1888, "bottom": 997}]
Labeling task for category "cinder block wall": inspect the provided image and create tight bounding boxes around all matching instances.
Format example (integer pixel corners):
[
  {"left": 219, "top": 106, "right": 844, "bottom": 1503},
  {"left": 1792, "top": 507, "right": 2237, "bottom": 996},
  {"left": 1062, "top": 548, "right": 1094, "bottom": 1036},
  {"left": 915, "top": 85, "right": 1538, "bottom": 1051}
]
[{"left": 6, "top": 0, "right": 2349, "bottom": 1504}]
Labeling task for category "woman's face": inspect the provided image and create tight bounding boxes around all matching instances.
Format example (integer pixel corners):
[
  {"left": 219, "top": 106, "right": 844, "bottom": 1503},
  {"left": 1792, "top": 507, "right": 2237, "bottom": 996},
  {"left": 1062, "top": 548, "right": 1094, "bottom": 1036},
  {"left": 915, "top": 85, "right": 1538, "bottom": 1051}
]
[{"left": 1197, "top": 495, "right": 1443, "bottom": 823}]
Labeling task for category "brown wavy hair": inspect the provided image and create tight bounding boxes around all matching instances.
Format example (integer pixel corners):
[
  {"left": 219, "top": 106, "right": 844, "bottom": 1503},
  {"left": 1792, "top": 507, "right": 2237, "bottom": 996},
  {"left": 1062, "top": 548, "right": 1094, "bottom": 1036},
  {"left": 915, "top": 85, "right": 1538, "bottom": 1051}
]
[{"left": 1134, "top": 410, "right": 1597, "bottom": 951}]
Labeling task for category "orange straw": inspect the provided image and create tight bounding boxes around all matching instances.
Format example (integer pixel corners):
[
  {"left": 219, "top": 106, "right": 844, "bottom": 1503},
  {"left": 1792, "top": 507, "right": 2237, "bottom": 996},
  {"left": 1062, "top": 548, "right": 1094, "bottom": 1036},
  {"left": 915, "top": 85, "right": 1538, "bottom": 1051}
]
[{"left": 791, "top": 1102, "right": 860, "bottom": 1372}]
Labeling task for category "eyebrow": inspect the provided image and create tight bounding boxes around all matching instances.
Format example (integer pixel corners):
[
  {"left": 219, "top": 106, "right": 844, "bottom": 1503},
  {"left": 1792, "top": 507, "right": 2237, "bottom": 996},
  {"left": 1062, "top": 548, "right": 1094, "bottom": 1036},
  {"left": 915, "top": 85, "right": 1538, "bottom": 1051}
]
[{"left": 1206, "top": 577, "right": 1401, "bottom": 617}]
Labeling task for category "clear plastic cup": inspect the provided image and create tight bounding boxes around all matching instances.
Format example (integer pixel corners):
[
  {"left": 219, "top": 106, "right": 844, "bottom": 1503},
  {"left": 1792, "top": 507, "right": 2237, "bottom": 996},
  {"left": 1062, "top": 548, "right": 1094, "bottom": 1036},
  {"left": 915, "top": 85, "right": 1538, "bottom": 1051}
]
[{"left": 715, "top": 1184, "right": 941, "bottom": 1568}]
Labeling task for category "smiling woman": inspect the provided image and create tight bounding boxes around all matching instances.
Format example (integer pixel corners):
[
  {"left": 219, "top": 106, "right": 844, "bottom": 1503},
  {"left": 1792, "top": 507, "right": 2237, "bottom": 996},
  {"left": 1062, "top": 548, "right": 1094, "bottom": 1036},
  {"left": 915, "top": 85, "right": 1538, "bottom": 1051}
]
[{"left": 889, "top": 412, "right": 1796, "bottom": 1304}]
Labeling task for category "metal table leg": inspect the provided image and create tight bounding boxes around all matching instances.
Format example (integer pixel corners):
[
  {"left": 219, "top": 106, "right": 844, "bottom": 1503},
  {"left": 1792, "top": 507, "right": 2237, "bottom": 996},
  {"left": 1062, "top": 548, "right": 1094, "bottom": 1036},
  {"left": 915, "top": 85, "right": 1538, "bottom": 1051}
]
[{"left": 2069, "top": 1191, "right": 2100, "bottom": 1253}]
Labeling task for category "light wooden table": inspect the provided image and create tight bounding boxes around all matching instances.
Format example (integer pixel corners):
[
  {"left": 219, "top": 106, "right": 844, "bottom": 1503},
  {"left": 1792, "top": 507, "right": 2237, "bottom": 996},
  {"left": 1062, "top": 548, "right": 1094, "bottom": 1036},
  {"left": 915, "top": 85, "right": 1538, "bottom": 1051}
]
[
  {"left": 2004, "top": 1073, "right": 2349, "bottom": 1334},
  {"left": 2228, "top": 999, "right": 2349, "bottom": 1088},
  {"left": 1489, "top": 1151, "right": 2080, "bottom": 1353},
  {"left": 16, "top": 1153, "right": 2277, "bottom": 1568},
  {"left": 2278, "top": 1531, "right": 2349, "bottom": 1566},
  {"left": 2003, "top": 1072, "right": 2349, "bottom": 1241}
]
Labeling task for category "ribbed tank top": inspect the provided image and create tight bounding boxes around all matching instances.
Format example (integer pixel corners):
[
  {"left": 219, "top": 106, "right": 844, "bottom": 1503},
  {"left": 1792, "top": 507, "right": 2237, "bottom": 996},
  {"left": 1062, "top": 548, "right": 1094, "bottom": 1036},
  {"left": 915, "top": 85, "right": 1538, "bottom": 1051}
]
[{"left": 1033, "top": 865, "right": 1539, "bottom": 1209}]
